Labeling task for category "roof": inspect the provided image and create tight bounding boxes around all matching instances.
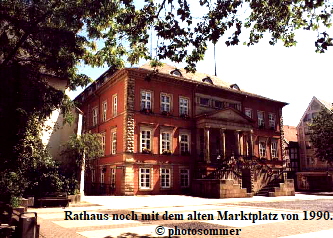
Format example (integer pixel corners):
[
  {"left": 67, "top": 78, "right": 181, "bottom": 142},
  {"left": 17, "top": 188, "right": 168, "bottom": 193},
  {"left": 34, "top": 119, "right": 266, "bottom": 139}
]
[
  {"left": 76, "top": 62, "right": 288, "bottom": 106},
  {"left": 140, "top": 63, "right": 232, "bottom": 88},
  {"left": 297, "top": 96, "right": 333, "bottom": 128},
  {"left": 318, "top": 98, "right": 333, "bottom": 110},
  {"left": 283, "top": 125, "right": 297, "bottom": 143},
  {"left": 138, "top": 63, "right": 288, "bottom": 105}
]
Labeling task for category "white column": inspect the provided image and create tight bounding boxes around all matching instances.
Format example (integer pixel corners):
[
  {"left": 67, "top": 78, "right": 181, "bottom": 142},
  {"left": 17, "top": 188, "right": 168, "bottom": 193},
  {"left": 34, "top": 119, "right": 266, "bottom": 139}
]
[
  {"left": 204, "top": 127, "right": 210, "bottom": 163},
  {"left": 220, "top": 128, "right": 226, "bottom": 159},
  {"left": 234, "top": 130, "right": 240, "bottom": 156},
  {"left": 249, "top": 130, "right": 254, "bottom": 158}
]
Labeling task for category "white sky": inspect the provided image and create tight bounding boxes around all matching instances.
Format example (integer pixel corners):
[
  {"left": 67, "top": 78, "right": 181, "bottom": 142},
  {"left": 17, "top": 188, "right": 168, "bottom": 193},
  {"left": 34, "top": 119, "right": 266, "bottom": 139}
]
[{"left": 69, "top": 5, "right": 333, "bottom": 128}]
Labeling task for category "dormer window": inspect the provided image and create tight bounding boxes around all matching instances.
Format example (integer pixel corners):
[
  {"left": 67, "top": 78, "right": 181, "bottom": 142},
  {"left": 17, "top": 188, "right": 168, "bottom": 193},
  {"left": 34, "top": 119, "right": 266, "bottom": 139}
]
[
  {"left": 202, "top": 77, "right": 213, "bottom": 84},
  {"left": 170, "top": 69, "right": 182, "bottom": 76},
  {"left": 230, "top": 84, "right": 240, "bottom": 90}
]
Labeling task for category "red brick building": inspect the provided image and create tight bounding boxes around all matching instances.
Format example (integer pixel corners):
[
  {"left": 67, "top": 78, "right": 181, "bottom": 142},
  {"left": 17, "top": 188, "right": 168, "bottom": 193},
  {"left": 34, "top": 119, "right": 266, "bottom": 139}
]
[{"left": 76, "top": 63, "right": 292, "bottom": 197}]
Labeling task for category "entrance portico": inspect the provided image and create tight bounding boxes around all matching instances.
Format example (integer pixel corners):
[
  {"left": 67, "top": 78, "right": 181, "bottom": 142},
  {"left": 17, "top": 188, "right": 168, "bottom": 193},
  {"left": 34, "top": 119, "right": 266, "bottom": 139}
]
[{"left": 196, "top": 108, "right": 255, "bottom": 164}]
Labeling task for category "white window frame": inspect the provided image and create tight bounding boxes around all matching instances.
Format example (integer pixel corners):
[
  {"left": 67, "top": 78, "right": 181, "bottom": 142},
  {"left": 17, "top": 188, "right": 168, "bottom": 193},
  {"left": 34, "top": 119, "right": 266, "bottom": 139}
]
[
  {"left": 140, "top": 127, "right": 152, "bottom": 152},
  {"left": 258, "top": 111, "right": 265, "bottom": 128},
  {"left": 102, "top": 101, "right": 107, "bottom": 122},
  {"left": 160, "top": 168, "right": 171, "bottom": 189},
  {"left": 179, "top": 133, "right": 190, "bottom": 154},
  {"left": 271, "top": 140, "right": 278, "bottom": 159},
  {"left": 160, "top": 130, "right": 172, "bottom": 154},
  {"left": 161, "top": 93, "right": 171, "bottom": 112},
  {"left": 139, "top": 168, "right": 152, "bottom": 190},
  {"left": 180, "top": 169, "right": 190, "bottom": 188},
  {"left": 179, "top": 97, "right": 189, "bottom": 116},
  {"left": 245, "top": 108, "right": 252, "bottom": 118},
  {"left": 269, "top": 113, "right": 276, "bottom": 129},
  {"left": 101, "top": 133, "right": 106, "bottom": 155},
  {"left": 111, "top": 129, "right": 117, "bottom": 155},
  {"left": 92, "top": 107, "right": 98, "bottom": 126},
  {"left": 141, "top": 90, "right": 152, "bottom": 110},
  {"left": 112, "top": 94, "right": 117, "bottom": 117},
  {"left": 100, "top": 168, "right": 105, "bottom": 184},
  {"left": 110, "top": 168, "right": 116, "bottom": 187},
  {"left": 259, "top": 141, "right": 266, "bottom": 158}
]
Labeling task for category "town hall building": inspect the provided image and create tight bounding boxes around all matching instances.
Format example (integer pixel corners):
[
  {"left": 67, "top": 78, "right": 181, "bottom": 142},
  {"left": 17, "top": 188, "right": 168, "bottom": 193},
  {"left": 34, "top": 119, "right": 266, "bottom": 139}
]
[{"left": 75, "top": 63, "right": 294, "bottom": 197}]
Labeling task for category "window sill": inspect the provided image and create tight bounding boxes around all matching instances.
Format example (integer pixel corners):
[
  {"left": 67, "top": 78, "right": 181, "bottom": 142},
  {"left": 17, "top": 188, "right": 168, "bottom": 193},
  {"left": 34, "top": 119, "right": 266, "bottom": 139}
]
[
  {"left": 161, "top": 111, "right": 172, "bottom": 116},
  {"left": 140, "top": 109, "right": 153, "bottom": 114},
  {"left": 139, "top": 188, "right": 153, "bottom": 191}
]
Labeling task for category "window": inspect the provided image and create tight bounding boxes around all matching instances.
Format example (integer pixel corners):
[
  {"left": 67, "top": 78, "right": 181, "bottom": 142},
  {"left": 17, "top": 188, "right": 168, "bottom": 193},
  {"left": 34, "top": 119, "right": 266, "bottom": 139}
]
[
  {"left": 101, "top": 133, "right": 106, "bottom": 155},
  {"left": 214, "top": 100, "right": 224, "bottom": 109},
  {"left": 141, "top": 90, "right": 152, "bottom": 110},
  {"left": 140, "top": 128, "right": 152, "bottom": 152},
  {"left": 259, "top": 141, "right": 266, "bottom": 158},
  {"left": 160, "top": 168, "right": 171, "bottom": 188},
  {"left": 111, "top": 130, "right": 117, "bottom": 155},
  {"left": 100, "top": 168, "right": 105, "bottom": 184},
  {"left": 91, "top": 169, "right": 95, "bottom": 183},
  {"left": 245, "top": 108, "right": 252, "bottom": 118},
  {"left": 202, "top": 77, "right": 213, "bottom": 84},
  {"left": 229, "top": 103, "right": 241, "bottom": 111},
  {"left": 230, "top": 84, "right": 240, "bottom": 90},
  {"left": 113, "top": 94, "right": 117, "bottom": 117},
  {"left": 269, "top": 113, "right": 276, "bottom": 129},
  {"left": 290, "top": 148, "right": 297, "bottom": 160},
  {"left": 257, "top": 111, "right": 265, "bottom": 128},
  {"left": 307, "top": 157, "right": 312, "bottom": 165},
  {"left": 170, "top": 69, "right": 182, "bottom": 76},
  {"left": 312, "top": 112, "right": 319, "bottom": 119},
  {"left": 161, "top": 93, "right": 171, "bottom": 112},
  {"left": 180, "top": 134, "right": 190, "bottom": 154},
  {"left": 179, "top": 97, "right": 189, "bottom": 116},
  {"left": 110, "top": 168, "right": 116, "bottom": 188},
  {"left": 199, "top": 97, "right": 210, "bottom": 106},
  {"left": 102, "top": 101, "right": 107, "bottom": 122},
  {"left": 271, "top": 141, "right": 278, "bottom": 158},
  {"left": 92, "top": 107, "right": 98, "bottom": 126},
  {"left": 180, "top": 169, "right": 190, "bottom": 188},
  {"left": 161, "top": 131, "right": 172, "bottom": 153},
  {"left": 139, "top": 168, "right": 151, "bottom": 189}
]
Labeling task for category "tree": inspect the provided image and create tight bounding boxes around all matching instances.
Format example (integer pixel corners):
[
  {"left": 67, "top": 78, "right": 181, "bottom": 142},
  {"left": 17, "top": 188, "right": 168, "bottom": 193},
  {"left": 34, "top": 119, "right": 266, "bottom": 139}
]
[
  {"left": 309, "top": 108, "right": 333, "bottom": 165},
  {"left": 60, "top": 133, "right": 104, "bottom": 194},
  {"left": 1, "top": 0, "right": 332, "bottom": 201}
]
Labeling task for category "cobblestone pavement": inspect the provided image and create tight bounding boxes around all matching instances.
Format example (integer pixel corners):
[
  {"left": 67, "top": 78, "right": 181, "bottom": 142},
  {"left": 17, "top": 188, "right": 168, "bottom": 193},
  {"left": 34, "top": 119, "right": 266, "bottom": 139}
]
[{"left": 30, "top": 193, "right": 333, "bottom": 238}]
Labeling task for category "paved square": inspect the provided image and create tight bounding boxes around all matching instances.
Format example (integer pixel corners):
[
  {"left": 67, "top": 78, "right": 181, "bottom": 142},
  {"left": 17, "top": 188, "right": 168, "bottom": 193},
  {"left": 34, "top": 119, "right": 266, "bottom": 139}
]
[{"left": 32, "top": 194, "right": 333, "bottom": 238}]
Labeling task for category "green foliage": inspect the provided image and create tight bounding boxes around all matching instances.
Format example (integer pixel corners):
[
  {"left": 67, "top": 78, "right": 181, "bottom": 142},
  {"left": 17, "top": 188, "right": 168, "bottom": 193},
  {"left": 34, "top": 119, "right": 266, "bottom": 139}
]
[
  {"left": 61, "top": 133, "right": 103, "bottom": 166},
  {"left": 10, "top": 196, "right": 20, "bottom": 208},
  {"left": 1, "top": 0, "right": 332, "bottom": 200},
  {"left": 0, "top": 117, "right": 65, "bottom": 200},
  {"left": 60, "top": 133, "right": 103, "bottom": 194},
  {"left": 309, "top": 108, "right": 333, "bottom": 164}
]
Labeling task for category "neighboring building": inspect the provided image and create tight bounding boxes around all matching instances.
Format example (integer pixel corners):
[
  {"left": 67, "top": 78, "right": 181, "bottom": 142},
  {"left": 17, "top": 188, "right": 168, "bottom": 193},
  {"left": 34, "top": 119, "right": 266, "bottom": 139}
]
[
  {"left": 76, "top": 63, "right": 292, "bottom": 197},
  {"left": 296, "top": 96, "right": 333, "bottom": 191},
  {"left": 283, "top": 125, "right": 300, "bottom": 184},
  {"left": 40, "top": 79, "right": 83, "bottom": 163},
  {"left": 40, "top": 78, "right": 84, "bottom": 194}
]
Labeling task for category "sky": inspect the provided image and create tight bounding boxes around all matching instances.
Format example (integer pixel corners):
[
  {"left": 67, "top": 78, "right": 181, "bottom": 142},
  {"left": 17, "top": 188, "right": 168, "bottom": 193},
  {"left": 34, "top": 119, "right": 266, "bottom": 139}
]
[{"left": 69, "top": 5, "right": 333, "bottom": 128}]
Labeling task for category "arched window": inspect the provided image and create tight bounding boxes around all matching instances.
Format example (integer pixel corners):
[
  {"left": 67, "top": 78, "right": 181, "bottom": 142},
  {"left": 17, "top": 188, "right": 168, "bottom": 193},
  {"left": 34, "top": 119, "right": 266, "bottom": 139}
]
[
  {"left": 230, "top": 84, "right": 240, "bottom": 90},
  {"left": 202, "top": 77, "right": 213, "bottom": 84},
  {"left": 170, "top": 69, "right": 182, "bottom": 76}
]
